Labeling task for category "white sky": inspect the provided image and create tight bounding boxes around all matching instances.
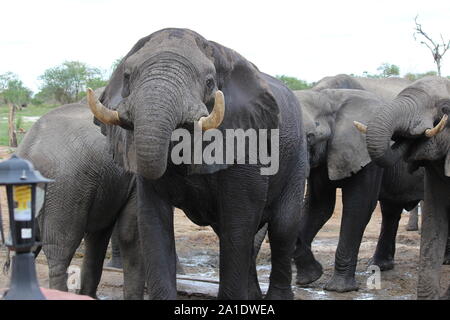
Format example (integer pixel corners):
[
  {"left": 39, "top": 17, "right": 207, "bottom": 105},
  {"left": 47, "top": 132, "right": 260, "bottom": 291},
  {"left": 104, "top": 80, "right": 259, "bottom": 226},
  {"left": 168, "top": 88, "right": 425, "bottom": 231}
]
[{"left": 1, "top": 0, "right": 449, "bottom": 93}]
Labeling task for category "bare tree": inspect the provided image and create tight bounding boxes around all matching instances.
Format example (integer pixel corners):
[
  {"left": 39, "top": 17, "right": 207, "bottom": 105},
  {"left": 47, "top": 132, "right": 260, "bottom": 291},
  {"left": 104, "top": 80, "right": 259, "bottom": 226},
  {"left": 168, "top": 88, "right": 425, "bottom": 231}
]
[{"left": 414, "top": 16, "right": 450, "bottom": 77}]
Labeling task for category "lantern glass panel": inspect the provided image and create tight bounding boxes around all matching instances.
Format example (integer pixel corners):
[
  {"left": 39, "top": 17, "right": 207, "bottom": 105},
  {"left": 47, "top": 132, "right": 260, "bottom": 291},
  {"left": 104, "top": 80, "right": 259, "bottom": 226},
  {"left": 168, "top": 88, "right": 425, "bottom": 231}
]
[{"left": 6, "top": 183, "right": 36, "bottom": 251}]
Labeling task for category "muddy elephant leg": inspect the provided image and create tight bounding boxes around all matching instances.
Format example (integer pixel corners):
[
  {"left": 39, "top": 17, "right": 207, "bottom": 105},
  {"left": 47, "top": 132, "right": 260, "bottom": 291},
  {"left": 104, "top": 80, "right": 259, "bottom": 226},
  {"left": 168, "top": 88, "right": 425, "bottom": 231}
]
[
  {"left": 266, "top": 168, "right": 305, "bottom": 300},
  {"left": 325, "top": 163, "right": 383, "bottom": 292},
  {"left": 371, "top": 200, "right": 403, "bottom": 271},
  {"left": 406, "top": 201, "right": 420, "bottom": 231},
  {"left": 417, "top": 170, "right": 449, "bottom": 300},
  {"left": 107, "top": 223, "right": 123, "bottom": 269},
  {"left": 137, "top": 176, "right": 177, "bottom": 300},
  {"left": 116, "top": 190, "right": 145, "bottom": 300},
  {"left": 79, "top": 226, "right": 114, "bottom": 298},
  {"left": 294, "top": 167, "right": 336, "bottom": 286}
]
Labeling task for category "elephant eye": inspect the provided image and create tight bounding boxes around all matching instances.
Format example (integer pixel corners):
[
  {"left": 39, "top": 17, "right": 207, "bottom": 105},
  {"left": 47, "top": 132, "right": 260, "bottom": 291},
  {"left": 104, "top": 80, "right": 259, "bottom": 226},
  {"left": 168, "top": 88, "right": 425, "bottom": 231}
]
[{"left": 206, "top": 78, "right": 215, "bottom": 91}]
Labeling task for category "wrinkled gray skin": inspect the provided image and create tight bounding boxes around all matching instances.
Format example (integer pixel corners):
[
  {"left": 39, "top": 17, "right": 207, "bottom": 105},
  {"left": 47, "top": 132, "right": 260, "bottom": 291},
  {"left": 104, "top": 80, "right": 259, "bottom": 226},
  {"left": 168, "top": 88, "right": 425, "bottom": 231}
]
[
  {"left": 17, "top": 104, "right": 145, "bottom": 299},
  {"left": 96, "top": 28, "right": 307, "bottom": 299},
  {"left": 365, "top": 76, "right": 450, "bottom": 299},
  {"left": 293, "top": 88, "right": 423, "bottom": 292}
]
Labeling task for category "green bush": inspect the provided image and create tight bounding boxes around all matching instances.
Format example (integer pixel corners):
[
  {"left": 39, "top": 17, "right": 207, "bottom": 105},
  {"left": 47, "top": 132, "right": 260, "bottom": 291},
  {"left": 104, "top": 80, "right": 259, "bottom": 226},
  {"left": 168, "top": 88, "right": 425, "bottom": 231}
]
[{"left": 276, "top": 75, "right": 312, "bottom": 90}]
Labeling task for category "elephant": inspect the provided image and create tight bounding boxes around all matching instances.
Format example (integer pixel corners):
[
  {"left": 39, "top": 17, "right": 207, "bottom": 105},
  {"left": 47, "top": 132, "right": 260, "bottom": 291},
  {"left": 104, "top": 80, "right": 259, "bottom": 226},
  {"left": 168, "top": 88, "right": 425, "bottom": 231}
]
[
  {"left": 364, "top": 75, "right": 450, "bottom": 299},
  {"left": 313, "top": 74, "right": 412, "bottom": 100},
  {"left": 292, "top": 87, "right": 424, "bottom": 293},
  {"left": 16, "top": 103, "right": 145, "bottom": 299},
  {"left": 87, "top": 28, "right": 307, "bottom": 300}
]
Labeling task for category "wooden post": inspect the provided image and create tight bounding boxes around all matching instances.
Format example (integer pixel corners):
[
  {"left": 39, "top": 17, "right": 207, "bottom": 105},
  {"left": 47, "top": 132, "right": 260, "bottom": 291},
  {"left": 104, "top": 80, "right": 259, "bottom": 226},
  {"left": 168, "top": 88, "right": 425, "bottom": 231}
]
[{"left": 8, "top": 103, "right": 18, "bottom": 147}]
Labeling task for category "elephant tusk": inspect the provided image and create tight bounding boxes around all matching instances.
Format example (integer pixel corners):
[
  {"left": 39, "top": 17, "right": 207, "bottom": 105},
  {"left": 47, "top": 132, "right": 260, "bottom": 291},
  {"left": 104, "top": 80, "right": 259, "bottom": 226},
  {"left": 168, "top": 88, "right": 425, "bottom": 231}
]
[
  {"left": 353, "top": 121, "right": 368, "bottom": 134},
  {"left": 86, "top": 88, "right": 121, "bottom": 125},
  {"left": 197, "top": 90, "right": 225, "bottom": 130},
  {"left": 425, "top": 114, "right": 448, "bottom": 138}
]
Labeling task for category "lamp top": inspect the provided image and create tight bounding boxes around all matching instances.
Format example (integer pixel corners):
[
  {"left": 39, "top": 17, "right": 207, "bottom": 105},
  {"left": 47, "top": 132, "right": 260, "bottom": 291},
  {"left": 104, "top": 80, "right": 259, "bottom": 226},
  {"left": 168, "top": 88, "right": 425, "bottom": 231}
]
[{"left": 0, "top": 154, "right": 54, "bottom": 185}]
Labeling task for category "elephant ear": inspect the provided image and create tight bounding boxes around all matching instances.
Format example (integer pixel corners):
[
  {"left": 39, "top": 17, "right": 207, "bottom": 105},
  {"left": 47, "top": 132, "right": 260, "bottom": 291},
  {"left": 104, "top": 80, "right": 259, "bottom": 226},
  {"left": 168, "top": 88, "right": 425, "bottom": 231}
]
[
  {"left": 187, "top": 41, "right": 280, "bottom": 175},
  {"left": 207, "top": 41, "right": 280, "bottom": 131},
  {"left": 327, "top": 92, "right": 380, "bottom": 180}
]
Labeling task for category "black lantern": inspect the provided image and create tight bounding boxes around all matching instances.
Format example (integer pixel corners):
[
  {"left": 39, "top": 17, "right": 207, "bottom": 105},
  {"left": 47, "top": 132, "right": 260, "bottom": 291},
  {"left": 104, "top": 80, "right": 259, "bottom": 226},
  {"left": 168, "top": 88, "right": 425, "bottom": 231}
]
[{"left": 0, "top": 154, "right": 53, "bottom": 300}]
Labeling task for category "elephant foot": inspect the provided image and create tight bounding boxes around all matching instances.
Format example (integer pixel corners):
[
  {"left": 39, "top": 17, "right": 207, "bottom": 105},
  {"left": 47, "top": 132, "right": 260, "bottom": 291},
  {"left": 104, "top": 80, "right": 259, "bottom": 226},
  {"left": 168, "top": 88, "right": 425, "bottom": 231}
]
[
  {"left": 295, "top": 259, "right": 323, "bottom": 286},
  {"left": 265, "top": 286, "right": 294, "bottom": 300},
  {"left": 368, "top": 256, "right": 394, "bottom": 271},
  {"left": 106, "top": 257, "right": 123, "bottom": 269},
  {"left": 324, "top": 274, "right": 359, "bottom": 292}
]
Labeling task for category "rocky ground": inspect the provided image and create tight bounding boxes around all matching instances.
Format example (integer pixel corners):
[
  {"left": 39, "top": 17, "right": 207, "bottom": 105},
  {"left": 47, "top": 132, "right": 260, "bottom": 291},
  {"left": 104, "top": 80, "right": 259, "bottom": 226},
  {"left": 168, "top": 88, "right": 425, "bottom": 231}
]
[{"left": 0, "top": 145, "right": 449, "bottom": 300}]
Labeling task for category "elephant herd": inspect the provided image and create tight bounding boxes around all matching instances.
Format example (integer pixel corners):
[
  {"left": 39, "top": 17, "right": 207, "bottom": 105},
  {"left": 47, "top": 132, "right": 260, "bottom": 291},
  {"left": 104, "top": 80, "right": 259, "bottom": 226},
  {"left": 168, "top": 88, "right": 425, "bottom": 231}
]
[{"left": 15, "top": 28, "right": 450, "bottom": 300}]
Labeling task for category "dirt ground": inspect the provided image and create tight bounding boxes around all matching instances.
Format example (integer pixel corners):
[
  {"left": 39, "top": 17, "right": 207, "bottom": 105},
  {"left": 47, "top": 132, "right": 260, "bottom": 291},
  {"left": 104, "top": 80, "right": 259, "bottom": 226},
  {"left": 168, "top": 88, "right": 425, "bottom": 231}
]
[{"left": 0, "top": 146, "right": 449, "bottom": 300}]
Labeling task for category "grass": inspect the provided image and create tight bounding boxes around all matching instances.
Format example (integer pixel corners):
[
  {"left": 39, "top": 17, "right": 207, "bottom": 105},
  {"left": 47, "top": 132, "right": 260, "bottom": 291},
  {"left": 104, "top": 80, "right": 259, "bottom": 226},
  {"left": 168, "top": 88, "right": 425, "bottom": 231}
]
[{"left": 0, "top": 104, "right": 57, "bottom": 146}]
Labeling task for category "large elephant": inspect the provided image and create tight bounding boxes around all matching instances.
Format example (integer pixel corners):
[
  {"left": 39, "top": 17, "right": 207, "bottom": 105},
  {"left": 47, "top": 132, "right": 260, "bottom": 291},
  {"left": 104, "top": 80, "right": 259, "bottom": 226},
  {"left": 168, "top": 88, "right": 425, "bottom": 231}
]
[
  {"left": 87, "top": 28, "right": 307, "bottom": 300},
  {"left": 16, "top": 103, "right": 145, "bottom": 299},
  {"left": 293, "top": 87, "right": 424, "bottom": 292},
  {"left": 364, "top": 76, "right": 450, "bottom": 299}
]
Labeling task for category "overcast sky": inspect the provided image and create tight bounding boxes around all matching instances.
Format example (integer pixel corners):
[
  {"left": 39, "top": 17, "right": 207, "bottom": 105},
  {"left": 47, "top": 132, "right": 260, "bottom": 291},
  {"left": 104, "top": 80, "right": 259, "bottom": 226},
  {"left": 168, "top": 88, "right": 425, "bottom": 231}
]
[{"left": 1, "top": 0, "right": 450, "bottom": 93}]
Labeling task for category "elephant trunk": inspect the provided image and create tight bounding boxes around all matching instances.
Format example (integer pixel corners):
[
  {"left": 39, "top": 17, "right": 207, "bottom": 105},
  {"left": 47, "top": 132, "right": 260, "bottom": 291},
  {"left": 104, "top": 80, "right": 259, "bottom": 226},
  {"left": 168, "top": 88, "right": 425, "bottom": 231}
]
[
  {"left": 366, "top": 97, "right": 415, "bottom": 167},
  {"left": 133, "top": 82, "right": 182, "bottom": 180}
]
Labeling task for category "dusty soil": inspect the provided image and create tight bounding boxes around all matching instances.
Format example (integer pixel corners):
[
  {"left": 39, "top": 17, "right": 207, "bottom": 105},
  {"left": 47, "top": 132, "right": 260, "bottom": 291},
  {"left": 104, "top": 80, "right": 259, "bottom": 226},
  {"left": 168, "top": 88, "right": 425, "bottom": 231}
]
[{"left": 0, "top": 145, "right": 449, "bottom": 300}]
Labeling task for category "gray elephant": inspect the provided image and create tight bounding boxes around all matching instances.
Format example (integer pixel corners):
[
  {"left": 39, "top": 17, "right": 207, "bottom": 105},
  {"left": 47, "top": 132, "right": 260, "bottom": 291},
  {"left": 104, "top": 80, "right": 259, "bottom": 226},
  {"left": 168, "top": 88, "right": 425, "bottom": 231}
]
[
  {"left": 313, "top": 74, "right": 412, "bottom": 100},
  {"left": 16, "top": 103, "right": 145, "bottom": 299},
  {"left": 87, "top": 28, "right": 307, "bottom": 300},
  {"left": 293, "top": 86, "right": 424, "bottom": 293},
  {"left": 364, "top": 76, "right": 450, "bottom": 299},
  {"left": 312, "top": 75, "right": 423, "bottom": 232}
]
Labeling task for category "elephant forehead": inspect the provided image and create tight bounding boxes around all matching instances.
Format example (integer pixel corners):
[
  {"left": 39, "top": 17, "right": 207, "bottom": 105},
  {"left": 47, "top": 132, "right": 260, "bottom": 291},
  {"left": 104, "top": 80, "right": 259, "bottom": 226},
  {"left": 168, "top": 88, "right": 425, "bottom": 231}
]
[{"left": 126, "top": 32, "right": 213, "bottom": 73}]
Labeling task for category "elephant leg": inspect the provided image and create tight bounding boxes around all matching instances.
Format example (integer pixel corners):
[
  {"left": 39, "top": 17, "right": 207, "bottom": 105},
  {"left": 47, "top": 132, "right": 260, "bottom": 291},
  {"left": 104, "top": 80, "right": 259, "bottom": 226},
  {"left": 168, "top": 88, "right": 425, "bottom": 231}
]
[
  {"left": 116, "top": 190, "right": 145, "bottom": 300},
  {"left": 265, "top": 170, "right": 305, "bottom": 300},
  {"left": 406, "top": 202, "right": 420, "bottom": 231},
  {"left": 294, "top": 168, "right": 336, "bottom": 286},
  {"left": 325, "top": 163, "right": 383, "bottom": 292},
  {"left": 137, "top": 176, "right": 177, "bottom": 300},
  {"left": 370, "top": 200, "right": 403, "bottom": 271},
  {"left": 253, "top": 223, "right": 268, "bottom": 259},
  {"left": 45, "top": 243, "right": 81, "bottom": 292},
  {"left": 247, "top": 223, "right": 267, "bottom": 299},
  {"left": 248, "top": 247, "right": 263, "bottom": 300},
  {"left": 216, "top": 168, "right": 268, "bottom": 300},
  {"left": 106, "top": 223, "right": 123, "bottom": 269},
  {"left": 79, "top": 226, "right": 114, "bottom": 298},
  {"left": 40, "top": 215, "right": 84, "bottom": 292},
  {"left": 417, "top": 170, "right": 449, "bottom": 299}
]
